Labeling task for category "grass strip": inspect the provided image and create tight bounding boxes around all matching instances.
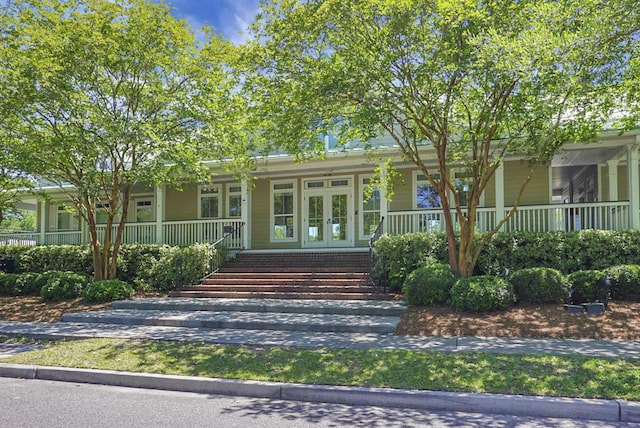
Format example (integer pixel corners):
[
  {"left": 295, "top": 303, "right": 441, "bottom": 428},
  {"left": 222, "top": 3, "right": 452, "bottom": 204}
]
[{"left": 2, "top": 338, "right": 640, "bottom": 400}]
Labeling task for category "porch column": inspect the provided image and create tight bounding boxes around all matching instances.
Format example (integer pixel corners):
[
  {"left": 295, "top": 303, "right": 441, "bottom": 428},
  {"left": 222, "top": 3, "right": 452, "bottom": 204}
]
[
  {"left": 241, "top": 179, "right": 251, "bottom": 249},
  {"left": 607, "top": 159, "right": 619, "bottom": 201},
  {"left": 379, "top": 163, "right": 389, "bottom": 233},
  {"left": 39, "top": 201, "right": 46, "bottom": 245},
  {"left": 494, "top": 162, "right": 505, "bottom": 231},
  {"left": 155, "top": 184, "right": 165, "bottom": 244},
  {"left": 628, "top": 142, "right": 640, "bottom": 229}
]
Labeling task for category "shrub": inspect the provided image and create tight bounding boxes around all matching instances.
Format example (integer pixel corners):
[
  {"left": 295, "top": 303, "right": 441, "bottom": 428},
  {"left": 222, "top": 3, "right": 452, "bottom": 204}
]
[
  {"left": 116, "top": 245, "right": 165, "bottom": 284},
  {"left": 134, "top": 244, "right": 216, "bottom": 291},
  {"left": 40, "top": 271, "right": 92, "bottom": 302},
  {"left": 449, "top": 275, "right": 516, "bottom": 312},
  {"left": 83, "top": 279, "right": 135, "bottom": 303},
  {"left": 509, "top": 268, "right": 570, "bottom": 304},
  {"left": 567, "top": 270, "right": 604, "bottom": 304},
  {"left": 12, "top": 272, "right": 45, "bottom": 296},
  {"left": 0, "top": 273, "right": 18, "bottom": 296},
  {"left": 402, "top": 262, "right": 456, "bottom": 306},
  {"left": 604, "top": 265, "right": 640, "bottom": 302},
  {"left": 19, "top": 245, "right": 93, "bottom": 275},
  {"left": 373, "top": 233, "right": 448, "bottom": 292}
]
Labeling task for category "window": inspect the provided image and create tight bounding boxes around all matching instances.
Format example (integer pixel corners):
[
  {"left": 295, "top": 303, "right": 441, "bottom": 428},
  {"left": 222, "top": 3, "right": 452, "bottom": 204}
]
[
  {"left": 415, "top": 173, "right": 441, "bottom": 209},
  {"left": 135, "top": 199, "right": 154, "bottom": 222},
  {"left": 199, "top": 186, "right": 220, "bottom": 219},
  {"left": 453, "top": 171, "right": 472, "bottom": 207},
  {"left": 271, "top": 181, "right": 296, "bottom": 241},
  {"left": 227, "top": 184, "right": 242, "bottom": 218},
  {"left": 96, "top": 203, "right": 109, "bottom": 224},
  {"left": 361, "top": 177, "right": 381, "bottom": 239},
  {"left": 57, "top": 205, "right": 72, "bottom": 230}
]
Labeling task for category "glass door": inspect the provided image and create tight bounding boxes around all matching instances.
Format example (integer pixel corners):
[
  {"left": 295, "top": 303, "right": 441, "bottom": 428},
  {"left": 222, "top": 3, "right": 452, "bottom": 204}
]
[{"left": 303, "top": 178, "right": 353, "bottom": 248}]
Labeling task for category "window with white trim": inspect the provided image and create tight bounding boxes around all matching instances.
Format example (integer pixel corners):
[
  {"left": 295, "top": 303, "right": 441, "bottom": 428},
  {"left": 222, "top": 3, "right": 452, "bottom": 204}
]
[
  {"left": 227, "top": 184, "right": 242, "bottom": 218},
  {"left": 199, "top": 186, "right": 220, "bottom": 219},
  {"left": 57, "top": 205, "right": 73, "bottom": 230},
  {"left": 453, "top": 171, "right": 472, "bottom": 207},
  {"left": 271, "top": 181, "right": 296, "bottom": 241},
  {"left": 360, "top": 177, "right": 381, "bottom": 239},
  {"left": 414, "top": 173, "right": 441, "bottom": 209},
  {"left": 135, "top": 199, "right": 154, "bottom": 222},
  {"left": 96, "top": 203, "right": 110, "bottom": 224}
]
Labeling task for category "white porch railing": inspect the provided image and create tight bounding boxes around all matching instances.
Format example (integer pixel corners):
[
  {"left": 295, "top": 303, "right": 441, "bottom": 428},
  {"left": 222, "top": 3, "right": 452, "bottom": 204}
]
[
  {"left": 96, "top": 223, "right": 157, "bottom": 245},
  {"left": 44, "top": 231, "right": 83, "bottom": 245},
  {"left": 0, "top": 232, "right": 39, "bottom": 246},
  {"left": 387, "top": 201, "right": 631, "bottom": 235},
  {"left": 163, "top": 219, "right": 244, "bottom": 248}
]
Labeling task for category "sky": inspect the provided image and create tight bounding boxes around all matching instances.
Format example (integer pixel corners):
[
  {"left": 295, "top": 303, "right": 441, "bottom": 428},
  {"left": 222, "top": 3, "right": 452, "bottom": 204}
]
[
  {"left": 0, "top": 0, "right": 262, "bottom": 45},
  {"left": 157, "top": 0, "right": 261, "bottom": 45}
]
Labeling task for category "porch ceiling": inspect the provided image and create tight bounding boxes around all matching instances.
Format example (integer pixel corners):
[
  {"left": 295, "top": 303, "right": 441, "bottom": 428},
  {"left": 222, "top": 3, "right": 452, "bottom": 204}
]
[{"left": 552, "top": 146, "right": 625, "bottom": 167}]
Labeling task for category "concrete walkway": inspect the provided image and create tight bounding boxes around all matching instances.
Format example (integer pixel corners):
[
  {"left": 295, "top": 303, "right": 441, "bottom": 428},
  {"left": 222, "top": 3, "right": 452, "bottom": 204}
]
[
  {"left": 1, "top": 319, "right": 640, "bottom": 358},
  {"left": 1, "top": 297, "right": 640, "bottom": 423}
]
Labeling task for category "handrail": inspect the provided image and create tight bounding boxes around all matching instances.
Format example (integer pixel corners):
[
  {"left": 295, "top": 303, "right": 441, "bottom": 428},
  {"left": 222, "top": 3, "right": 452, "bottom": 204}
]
[
  {"left": 368, "top": 217, "right": 387, "bottom": 293},
  {"left": 209, "top": 221, "right": 246, "bottom": 276},
  {"left": 175, "top": 222, "right": 246, "bottom": 290}
]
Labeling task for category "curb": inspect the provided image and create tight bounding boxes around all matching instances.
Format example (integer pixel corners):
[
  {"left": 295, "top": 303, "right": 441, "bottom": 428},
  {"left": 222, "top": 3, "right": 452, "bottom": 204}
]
[{"left": 1, "top": 363, "right": 638, "bottom": 422}]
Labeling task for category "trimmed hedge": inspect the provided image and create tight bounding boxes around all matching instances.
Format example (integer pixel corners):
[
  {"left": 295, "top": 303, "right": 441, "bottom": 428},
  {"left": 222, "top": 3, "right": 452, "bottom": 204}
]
[
  {"left": 509, "top": 267, "right": 570, "bottom": 304},
  {"left": 373, "top": 233, "right": 448, "bottom": 292},
  {"left": 567, "top": 270, "right": 604, "bottom": 304},
  {"left": 83, "top": 279, "right": 135, "bottom": 303},
  {"left": 0, "top": 243, "right": 217, "bottom": 291},
  {"left": 402, "top": 261, "right": 456, "bottom": 306},
  {"left": 40, "top": 271, "right": 92, "bottom": 302},
  {"left": 449, "top": 276, "right": 516, "bottom": 312},
  {"left": 604, "top": 265, "right": 640, "bottom": 302}
]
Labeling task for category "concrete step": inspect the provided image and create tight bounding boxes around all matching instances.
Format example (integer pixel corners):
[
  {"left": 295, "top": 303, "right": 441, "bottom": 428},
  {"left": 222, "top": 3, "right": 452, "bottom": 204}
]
[
  {"left": 201, "top": 279, "right": 369, "bottom": 287},
  {"left": 112, "top": 298, "right": 408, "bottom": 316},
  {"left": 208, "top": 273, "right": 368, "bottom": 280},
  {"left": 62, "top": 308, "right": 400, "bottom": 334}
]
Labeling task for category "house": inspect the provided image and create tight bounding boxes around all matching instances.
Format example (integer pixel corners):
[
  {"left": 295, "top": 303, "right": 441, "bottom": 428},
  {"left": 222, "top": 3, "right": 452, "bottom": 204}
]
[{"left": 3, "top": 127, "right": 640, "bottom": 251}]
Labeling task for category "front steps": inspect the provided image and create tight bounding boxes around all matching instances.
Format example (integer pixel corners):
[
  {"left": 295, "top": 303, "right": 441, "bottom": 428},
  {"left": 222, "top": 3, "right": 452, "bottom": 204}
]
[
  {"left": 173, "top": 251, "right": 389, "bottom": 300},
  {"left": 61, "top": 297, "right": 407, "bottom": 335}
]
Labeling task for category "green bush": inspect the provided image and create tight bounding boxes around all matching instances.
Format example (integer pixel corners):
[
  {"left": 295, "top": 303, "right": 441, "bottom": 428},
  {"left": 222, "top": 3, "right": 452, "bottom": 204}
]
[
  {"left": 83, "top": 279, "right": 135, "bottom": 303},
  {"left": 567, "top": 270, "right": 604, "bottom": 304},
  {"left": 134, "top": 244, "right": 216, "bottom": 291},
  {"left": 508, "top": 268, "right": 570, "bottom": 304},
  {"left": 373, "top": 233, "right": 448, "bottom": 292},
  {"left": 12, "top": 272, "right": 45, "bottom": 296},
  {"left": 402, "top": 262, "right": 456, "bottom": 306},
  {"left": 116, "top": 245, "right": 165, "bottom": 285},
  {"left": 0, "top": 273, "right": 18, "bottom": 296},
  {"left": 19, "top": 245, "right": 93, "bottom": 275},
  {"left": 449, "top": 275, "right": 516, "bottom": 312},
  {"left": 40, "top": 271, "right": 92, "bottom": 302},
  {"left": 604, "top": 265, "right": 640, "bottom": 302}
]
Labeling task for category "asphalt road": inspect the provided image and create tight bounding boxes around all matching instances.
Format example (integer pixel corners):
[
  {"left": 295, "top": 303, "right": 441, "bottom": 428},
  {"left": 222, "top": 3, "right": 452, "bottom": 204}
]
[{"left": 0, "top": 377, "right": 637, "bottom": 428}]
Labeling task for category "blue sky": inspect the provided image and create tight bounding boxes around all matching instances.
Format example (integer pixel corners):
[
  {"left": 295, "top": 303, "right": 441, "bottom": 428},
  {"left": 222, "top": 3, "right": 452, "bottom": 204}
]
[
  {"left": 0, "top": 0, "right": 262, "bottom": 45},
  {"left": 157, "top": 0, "right": 261, "bottom": 44}
]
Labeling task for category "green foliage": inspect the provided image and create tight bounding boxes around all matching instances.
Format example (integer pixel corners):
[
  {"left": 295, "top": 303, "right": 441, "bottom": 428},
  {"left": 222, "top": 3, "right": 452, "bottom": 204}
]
[
  {"left": 402, "top": 262, "right": 456, "bottom": 306},
  {"left": 83, "top": 280, "right": 135, "bottom": 303},
  {"left": 0, "top": 272, "right": 18, "bottom": 296},
  {"left": 116, "top": 245, "right": 165, "bottom": 284},
  {"left": 134, "top": 244, "right": 216, "bottom": 291},
  {"left": 509, "top": 268, "right": 570, "bottom": 304},
  {"left": 449, "top": 276, "right": 516, "bottom": 312},
  {"left": 40, "top": 271, "right": 92, "bottom": 302},
  {"left": 604, "top": 265, "right": 640, "bottom": 302},
  {"left": 373, "top": 233, "right": 448, "bottom": 292},
  {"left": 19, "top": 246, "right": 93, "bottom": 275},
  {"left": 567, "top": 270, "right": 604, "bottom": 304}
]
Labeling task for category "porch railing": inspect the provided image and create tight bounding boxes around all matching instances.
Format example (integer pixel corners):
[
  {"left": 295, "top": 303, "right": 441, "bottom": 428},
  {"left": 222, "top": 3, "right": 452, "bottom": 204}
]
[
  {"left": 0, "top": 232, "right": 39, "bottom": 246},
  {"left": 387, "top": 201, "right": 631, "bottom": 235},
  {"left": 163, "top": 219, "right": 244, "bottom": 248}
]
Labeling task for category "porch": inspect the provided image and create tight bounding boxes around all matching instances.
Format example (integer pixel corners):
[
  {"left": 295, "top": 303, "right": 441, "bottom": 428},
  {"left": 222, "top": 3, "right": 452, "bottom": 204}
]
[{"left": 0, "top": 201, "right": 632, "bottom": 247}]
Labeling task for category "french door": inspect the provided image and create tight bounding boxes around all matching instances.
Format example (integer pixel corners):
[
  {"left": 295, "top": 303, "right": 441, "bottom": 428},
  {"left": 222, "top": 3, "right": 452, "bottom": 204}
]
[{"left": 303, "top": 178, "right": 354, "bottom": 248}]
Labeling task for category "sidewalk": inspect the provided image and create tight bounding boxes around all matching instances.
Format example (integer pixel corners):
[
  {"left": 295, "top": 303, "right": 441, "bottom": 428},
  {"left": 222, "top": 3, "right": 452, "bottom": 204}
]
[
  {"left": 1, "top": 319, "right": 640, "bottom": 358},
  {"left": 1, "top": 310, "right": 640, "bottom": 423}
]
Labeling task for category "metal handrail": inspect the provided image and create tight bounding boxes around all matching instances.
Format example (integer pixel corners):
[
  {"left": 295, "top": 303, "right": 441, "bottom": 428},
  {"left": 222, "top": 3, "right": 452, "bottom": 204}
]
[
  {"left": 368, "top": 217, "right": 387, "bottom": 293},
  {"left": 208, "top": 222, "right": 246, "bottom": 276}
]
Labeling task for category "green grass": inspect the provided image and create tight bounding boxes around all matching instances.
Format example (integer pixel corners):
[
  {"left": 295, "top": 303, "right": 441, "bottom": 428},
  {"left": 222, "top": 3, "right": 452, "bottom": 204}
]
[{"left": 2, "top": 337, "right": 640, "bottom": 400}]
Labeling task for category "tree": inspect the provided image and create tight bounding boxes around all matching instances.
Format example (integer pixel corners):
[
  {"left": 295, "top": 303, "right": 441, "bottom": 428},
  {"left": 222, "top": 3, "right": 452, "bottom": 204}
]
[
  {"left": 0, "top": 0, "right": 238, "bottom": 279},
  {"left": 246, "top": 0, "right": 640, "bottom": 277}
]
